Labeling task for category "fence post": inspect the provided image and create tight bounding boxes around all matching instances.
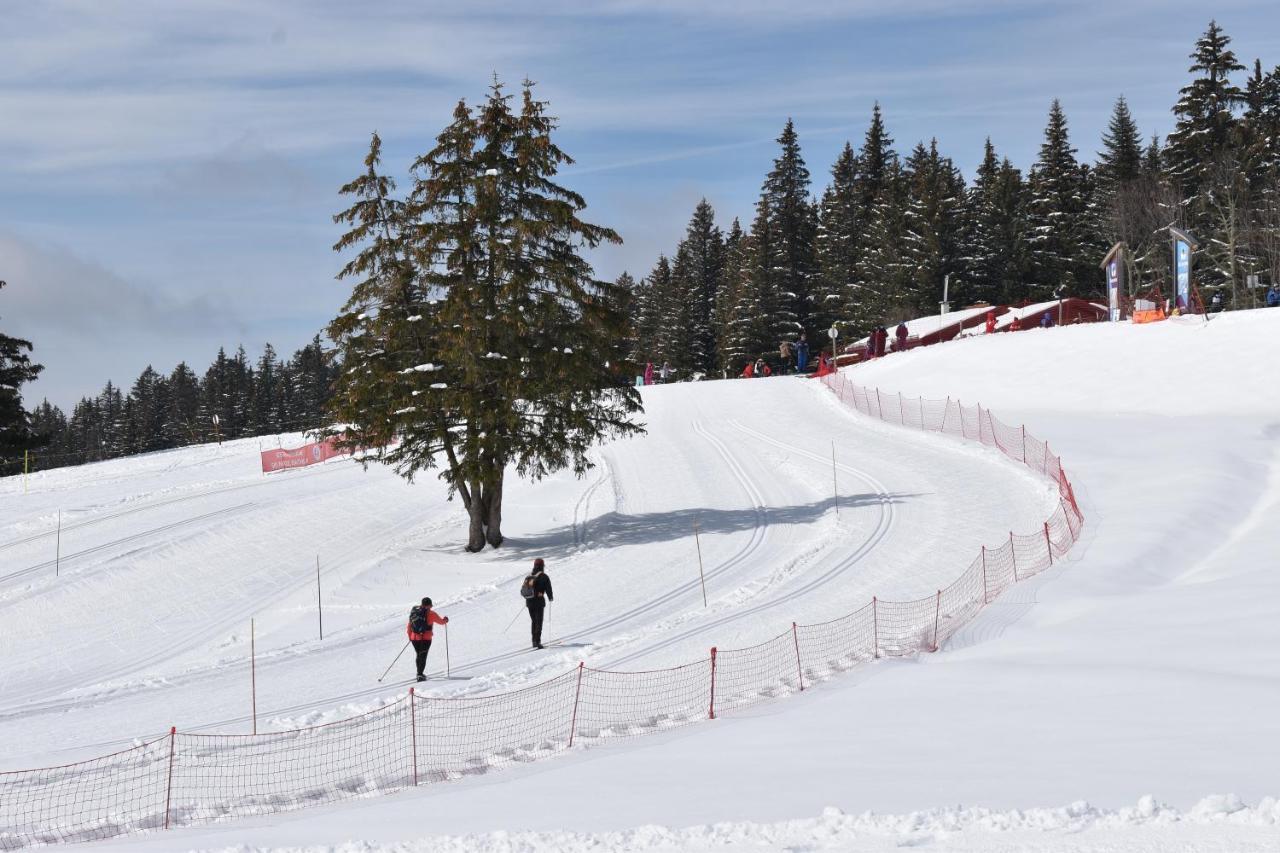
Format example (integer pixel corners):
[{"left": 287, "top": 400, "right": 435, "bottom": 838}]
[
  {"left": 932, "top": 590, "right": 942, "bottom": 652},
  {"left": 919, "top": 396, "right": 925, "bottom": 430},
  {"left": 163, "top": 726, "right": 176, "bottom": 830},
  {"left": 708, "top": 647, "right": 718, "bottom": 720},
  {"left": 941, "top": 397, "right": 950, "bottom": 432},
  {"left": 875, "top": 388, "right": 883, "bottom": 420},
  {"left": 409, "top": 688, "right": 418, "bottom": 786},
  {"left": 1043, "top": 441, "right": 1050, "bottom": 473},
  {"left": 791, "top": 622, "right": 804, "bottom": 691},
  {"left": 872, "top": 597, "right": 880, "bottom": 659},
  {"left": 1010, "top": 532, "right": 1018, "bottom": 582},
  {"left": 981, "top": 546, "right": 988, "bottom": 603},
  {"left": 898, "top": 392, "right": 904, "bottom": 425},
  {"left": 1044, "top": 521, "right": 1054, "bottom": 566},
  {"left": 569, "top": 662, "right": 584, "bottom": 747},
  {"left": 1021, "top": 425, "right": 1027, "bottom": 464}
]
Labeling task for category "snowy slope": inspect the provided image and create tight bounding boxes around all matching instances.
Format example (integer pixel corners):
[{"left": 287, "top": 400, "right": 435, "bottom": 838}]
[{"left": 4, "top": 309, "right": 1278, "bottom": 852}]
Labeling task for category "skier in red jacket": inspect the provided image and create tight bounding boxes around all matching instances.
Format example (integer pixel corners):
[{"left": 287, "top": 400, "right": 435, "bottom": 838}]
[{"left": 406, "top": 597, "right": 449, "bottom": 682}]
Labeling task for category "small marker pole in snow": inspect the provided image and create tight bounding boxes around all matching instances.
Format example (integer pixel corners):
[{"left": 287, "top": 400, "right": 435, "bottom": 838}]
[
  {"left": 444, "top": 623, "right": 451, "bottom": 677},
  {"left": 693, "top": 519, "right": 707, "bottom": 607},
  {"left": 378, "top": 641, "right": 411, "bottom": 683},
  {"left": 23, "top": 450, "right": 29, "bottom": 494},
  {"left": 250, "top": 618, "right": 257, "bottom": 735},
  {"left": 831, "top": 441, "right": 839, "bottom": 516},
  {"left": 55, "top": 510, "right": 61, "bottom": 577},
  {"left": 315, "top": 556, "right": 323, "bottom": 641}
]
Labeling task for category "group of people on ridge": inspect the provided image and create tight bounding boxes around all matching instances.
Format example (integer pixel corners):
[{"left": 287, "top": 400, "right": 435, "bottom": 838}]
[
  {"left": 865, "top": 323, "right": 910, "bottom": 358},
  {"left": 405, "top": 558, "right": 555, "bottom": 681}
]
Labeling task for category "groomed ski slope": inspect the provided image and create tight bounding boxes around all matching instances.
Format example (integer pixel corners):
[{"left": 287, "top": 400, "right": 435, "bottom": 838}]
[
  {"left": 4, "top": 308, "right": 1279, "bottom": 851},
  {"left": 0, "top": 375, "right": 1052, "bottom": 767}
]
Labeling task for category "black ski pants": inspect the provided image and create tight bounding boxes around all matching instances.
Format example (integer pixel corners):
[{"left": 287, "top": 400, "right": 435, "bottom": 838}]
[
  {"left": 527, "top": 598, "right": 545, "bottom": 647},
  {"left": 412, "top": 639, "right": 433, "bottom": 677}
]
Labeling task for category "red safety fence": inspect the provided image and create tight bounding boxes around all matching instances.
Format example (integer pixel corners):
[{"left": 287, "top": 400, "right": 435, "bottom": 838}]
[
  {"left": 0, "top": 374, "right": 1083, "bottom": 849},
  {"left": 259, "top": 437, "right": 350, "bottom": 474}
]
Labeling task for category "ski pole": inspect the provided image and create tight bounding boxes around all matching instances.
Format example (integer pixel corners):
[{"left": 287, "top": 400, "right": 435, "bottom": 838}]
[
  {"left": 444, "top": 623, "right": 451, "bottom": 677},
  {"left": 502, "top": 604, "right": 525, "bottom": 633},
  {"left": 377, "top": 640, "right": 411, "bottom": 683}
]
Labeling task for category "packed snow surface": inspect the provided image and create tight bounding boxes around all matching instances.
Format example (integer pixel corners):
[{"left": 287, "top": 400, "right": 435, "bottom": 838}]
[{"left": 3, "top": 309, "right": 1278, "bottom": 851}]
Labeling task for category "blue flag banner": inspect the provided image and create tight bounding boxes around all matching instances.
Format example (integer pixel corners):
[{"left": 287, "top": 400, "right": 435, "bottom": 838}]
[
  {"left": 1175, "top": 239, "right": 1191, "bottom": 310},
  {"left": 1108, "top": 259, "right": 1121, "bottom": 321}
]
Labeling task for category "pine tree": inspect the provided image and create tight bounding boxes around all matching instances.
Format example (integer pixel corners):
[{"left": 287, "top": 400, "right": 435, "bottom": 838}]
[
  {"left": 252, "top": 344, "right": 283, "bottom": 435},
  {"left": 1095, "top": 95, "right": 1145, "bottom": 241},
  {"left": 850, "top": 104, "right": 900, "bottom": 331},
  {"left": 900, "top": 139, "right": 965, "bottom": 316},
  {"left": 676, "top": 199, "right": 724, "bottom": 373},
  {"left": 633, "top": 255, "right": 673, "bottom": 365},
  {"left": 326, "top": 79, "right": 642, "bottom": 551},
  {"left": 1165, "top": 21, "right": 1246, "bottom": 207},
  {"left": 714, "top": 218, "right": 753, "bottom": 372},
  {"left": 0, "top": 280, "right": 43, "bottom": 461},
  {"left": 813, "top": 142, "right": 859, "bottom": 335},
  {"left": 1026, "top": 100, "right": 1092, "bottom": 298},
  {"left": 756, "top": 119, "right": 816, "bottom": 342}
]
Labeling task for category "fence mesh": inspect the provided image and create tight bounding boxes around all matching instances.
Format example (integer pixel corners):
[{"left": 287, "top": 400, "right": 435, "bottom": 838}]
[{"left": 0, "top": 374, "right": 1084, "bottom": 848}]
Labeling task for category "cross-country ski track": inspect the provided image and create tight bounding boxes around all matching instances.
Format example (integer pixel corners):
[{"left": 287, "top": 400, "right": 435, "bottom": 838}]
[{"left": 0, "top": 376, "right": 1054, "bottom": 769}]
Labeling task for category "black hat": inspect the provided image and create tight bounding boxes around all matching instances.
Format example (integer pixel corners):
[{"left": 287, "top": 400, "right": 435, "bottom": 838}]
[
  {"left": 533, "top": 558, "right": 545, "bottom": 572},
  {"left": 421, "top": 596, "right": 432, "bottom": 607}
]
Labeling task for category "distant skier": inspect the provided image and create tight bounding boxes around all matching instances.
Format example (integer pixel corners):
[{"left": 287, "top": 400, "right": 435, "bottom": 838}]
[
  {"left": 1010, "top": 316, "right": 1022, "bottom": 331},
  {"left": 1267, "top": 285, "right": 1280, "bottom": 307},
  {"left": 521, "top": 558, "right": 554, "bottom": 649},
  {"left": 1209, "top": 290, "right": 1225, "bottom": 313},
  {"left": 644, "top": 362, "right": 654, "bottom": 386},
  {"left": 894, "top": 323, "right": 908, "bottom": 352},
  {"left": 795, "top": 334, "right": 809, "bottom": 372},
  {"left": 1040, "top": 312, "right": 1054, "bottom": 328},
  {"left": 659, "top": 361, "right": 672, "bottom": 383},
  {"left": 984, "top": 311, "right": 996, "bottom": 334},
  {"left": 778, "top": 340, "right": 793, "bottom": 374},
  {"left": 406, "top": 597, "right": 449, "bottom": 682}
]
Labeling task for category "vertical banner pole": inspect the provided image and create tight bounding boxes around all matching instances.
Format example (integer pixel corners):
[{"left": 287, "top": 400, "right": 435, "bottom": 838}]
[
  {"left": 250, "top": 618, "right": 257, "bottom": 735},
  {"left": 163, "top": 726, "right": 176, "bottom": 830},
  {"left": 316, "top": 556, "right": 323, "bottom": 641},
  {"left": 569, "top": 661, "right": 584, "bottom": 747},
  {"left": 408, "top": 687, "right": 419, "bottom": 786},
  {"left": 831, "top": 441, "right": 839, "bottom": 516},
  {"left": 55, "top": 509, "right": 62, "bottom": 577},
  {"left": 792, "top": 622, "right": 804, "bottom": 691},
  {"left": 708, "top": 647, "right": 718, "bottom": 719},
  {"left": 693, "top": 520, "right": 707, "bottom": 607}
]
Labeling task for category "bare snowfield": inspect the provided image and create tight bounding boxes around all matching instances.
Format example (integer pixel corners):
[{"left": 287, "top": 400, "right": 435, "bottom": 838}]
[{"left": 2, "top": 309, "right": 1279, "bottom": 851}]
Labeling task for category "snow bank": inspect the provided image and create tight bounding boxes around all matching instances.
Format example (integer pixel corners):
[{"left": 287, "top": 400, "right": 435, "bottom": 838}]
[{"left": 193, "top": 795, "right": 1280, "bottom": 852}]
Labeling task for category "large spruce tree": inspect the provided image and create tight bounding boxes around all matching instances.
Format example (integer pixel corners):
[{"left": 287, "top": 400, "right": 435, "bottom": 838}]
[
  {"left": 326, "top": 80, "right": 642, "bottom": 551},
  {"left": 0, "top": 280, "right": 43, "bottom": 462},
  {"left": 812, "top": 142, "right": 859, "bottom": 336},
  {"left": 1026, "top": 100, "right": 1094, "bottom": 298},
  {"left": 754, "top": 120, "right": 816, "bottom": 342}
]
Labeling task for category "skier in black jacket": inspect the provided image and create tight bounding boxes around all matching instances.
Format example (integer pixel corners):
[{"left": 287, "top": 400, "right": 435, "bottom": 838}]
[{"left": 524, "top": 558, "right": 554, "bottom": 648}]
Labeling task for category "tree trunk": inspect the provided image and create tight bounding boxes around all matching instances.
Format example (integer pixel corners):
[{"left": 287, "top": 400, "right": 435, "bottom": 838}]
[
  {"left": 485, "top": 467, "right": 504, "bottom": 548},
  {"left": 465, "top": 478, "right": 487, "bottom": 553}
]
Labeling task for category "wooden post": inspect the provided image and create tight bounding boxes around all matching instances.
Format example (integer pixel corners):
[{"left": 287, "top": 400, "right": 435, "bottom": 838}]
[
  {"left": 941, "top": 397, "right": 950, "bottom": 432},
  {"left": 1010, "top": 532, "right": 1018, "bottom": 581},
  {"left": 932, "top": 590, "right": 942, "bottom": 652},
  {"left": 568, "top": 662, "right": 584, "bottom": 747},
  {"left": 55, "top": 509, "right": 61, "bottom": 577},
  {"left": 982, "top": 547, "right": 989, "bottom": 603},
  {"left": 872, "top": 596, "right": 880, "bottom": 659},
  {"left": 444, "top": 622, "right": 451, "bottom": 677},
  {"left": 831, "top": 441, "right": 839, "bottom": 516},
  {"left": 250, "top": 618, "right": 257, "bottom": 735},
  {"left": 708, "top": 648, "right": 718, "bottom": 719},
  {"left": 693, "top": 520, "right": 707, "bottom": 607},
  {"left": 316, "top": 556, "right": 323, "bottom": 641},
  {"left": 898, "top": 392, "right": 904, "bottom": 425},
  {"left": 23, "top": 450, "right": 29, "bottom": 495},
  {"left": 1021, "top": 425, "right": 1027, "bottom": 464},
  {"left": 792, "top": 622, "right": 804, "bottom": 691},
  {"left": 163, "top": 726, "right": 176, "bottom": 829},
  {"left": 409, "top": 688, "right": 418, "bottom": 786},
  {"left": 919, "top": 396, "right": 925, "bottom": 430},
  {"left": 1044, "top": 521, "right": 1054, "bottom": 566}
]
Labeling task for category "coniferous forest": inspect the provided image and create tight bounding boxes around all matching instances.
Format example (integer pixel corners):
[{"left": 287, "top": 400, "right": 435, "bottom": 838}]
[
  {"left": 629, "top": 21, "right": 1280, "bottom": 376},
  {"left": 3, "top": 21, "right": 1278, "bottom": 480}
]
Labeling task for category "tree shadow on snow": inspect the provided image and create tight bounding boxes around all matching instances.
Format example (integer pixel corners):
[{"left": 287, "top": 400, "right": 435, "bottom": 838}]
[{"left": 500, "top": 492, "right": 920, "bottom": 562}]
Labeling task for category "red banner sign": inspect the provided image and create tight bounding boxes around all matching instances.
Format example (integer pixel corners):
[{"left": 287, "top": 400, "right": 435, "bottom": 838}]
[{"left": 260, "top": 437, "right": 349, "bottom": 473}]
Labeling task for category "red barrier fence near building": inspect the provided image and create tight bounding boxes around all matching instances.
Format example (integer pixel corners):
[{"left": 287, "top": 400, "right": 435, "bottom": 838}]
[
  {"left": 259, "top": 438, "right": 349, "bottom": 474},
  {"left": 0, "top": 376, "right": 1084, "bottom": 849}
]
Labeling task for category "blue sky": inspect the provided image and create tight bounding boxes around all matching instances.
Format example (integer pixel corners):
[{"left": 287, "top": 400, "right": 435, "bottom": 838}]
[{"left": 3, "top": 0, "right": 1278, "bottom": 407}]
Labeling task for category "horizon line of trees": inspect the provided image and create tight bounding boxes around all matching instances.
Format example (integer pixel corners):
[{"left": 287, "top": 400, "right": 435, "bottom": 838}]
[
  {"left": 4, "top": 337, "right": 337, "bottom": 475},
  {"left": 627, "top": 20, "right": 1280, "bottom": 376}
]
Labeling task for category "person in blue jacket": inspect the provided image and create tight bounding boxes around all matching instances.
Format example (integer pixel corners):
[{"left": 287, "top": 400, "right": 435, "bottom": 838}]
[
  {"left": 1266, "top": 285, "right": 1280, "bottom": 307},
  {"left": 794, "top": 334, "right": 809, "bottom": 373}
]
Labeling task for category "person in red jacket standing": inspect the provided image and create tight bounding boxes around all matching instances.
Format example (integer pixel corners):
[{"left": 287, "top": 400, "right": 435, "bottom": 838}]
[{"left": 407, "top": 597, "right": 449, "bottom": 682}]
